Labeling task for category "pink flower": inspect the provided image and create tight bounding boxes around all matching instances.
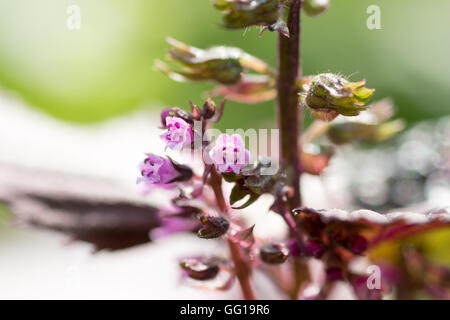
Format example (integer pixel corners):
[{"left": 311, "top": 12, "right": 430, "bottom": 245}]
[
  {"left": 137, "top": 153, "right": 181, "bottom": 185},
  {"left": 160, "top": 116, "right": 193, "bottom": 150},
  {"left": 209, "top": 134, "right": 250, "bottom": 174}
]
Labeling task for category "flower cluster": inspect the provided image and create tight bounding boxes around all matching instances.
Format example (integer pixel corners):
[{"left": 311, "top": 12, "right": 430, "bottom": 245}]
[
  {"left": 10, "top": 0, "right": 449, "bottom": 302},
  {"left": 86, "top": 1, "right": 450, "bottom": 300},
  {"left": 137, "top": 100, "right": 251, "bottom": 190},
  {"left": 131, "top": 77, "right": 449, "bottom": 299}
]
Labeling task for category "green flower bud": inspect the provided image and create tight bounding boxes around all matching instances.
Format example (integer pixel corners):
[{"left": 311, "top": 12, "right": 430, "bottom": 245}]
[
  {"left": 303, "top": 0, "right": 330, "bottom": 17},
  {"left": 156, "top": 38, "right": 274, "bottom": 85},
  {"left": 303, "top": 73, "right": 375, "bottom": 121},
  {"left": 213, "top": 0, "right": 280, "bottom": 29}
]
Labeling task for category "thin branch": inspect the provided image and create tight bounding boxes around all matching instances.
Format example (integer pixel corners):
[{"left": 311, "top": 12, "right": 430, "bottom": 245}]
[{"left": 208, "top": 168, "right": 256, "bottom": 300}]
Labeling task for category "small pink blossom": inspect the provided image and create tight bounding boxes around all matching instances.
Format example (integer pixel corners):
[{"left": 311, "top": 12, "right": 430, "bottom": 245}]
[
  {"left": 209, "top": 133, "right": 250, "bottom": 174},
  {"left": 137, "top": 153, "right": 181, "bottom": 185},
  {"left": 160, "top": 116, "right": 193, "bottom": 150}
]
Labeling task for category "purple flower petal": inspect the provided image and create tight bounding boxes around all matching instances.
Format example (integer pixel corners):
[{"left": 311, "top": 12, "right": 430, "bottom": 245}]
[
  {"left": 209, "top": 133, "right": 250, "bottom": 174},
  {"left": 160, "top": 116, "right": 193, "bottom": 151}
]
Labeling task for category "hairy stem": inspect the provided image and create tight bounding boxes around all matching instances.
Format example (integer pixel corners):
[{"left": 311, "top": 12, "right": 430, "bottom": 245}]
[
  {"left": 209, "top": 168, "right": 256, "bottom": 300},
  {"left": 277, "top": 0, "right": 302, "bottom": 209},
  {"left": 277, "top": 0, "right": 308, "bottom": 300}
]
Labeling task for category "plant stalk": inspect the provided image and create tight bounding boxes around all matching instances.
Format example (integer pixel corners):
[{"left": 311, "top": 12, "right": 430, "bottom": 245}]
[
  {"left": 277, "top": 0, "right": 302, "bottom": 210},
  {"left": 277, "top": 0, "right": 307, "bottom": 300},
  {"left": 209, "top": 168, "right": 256, "bottom": 300}
]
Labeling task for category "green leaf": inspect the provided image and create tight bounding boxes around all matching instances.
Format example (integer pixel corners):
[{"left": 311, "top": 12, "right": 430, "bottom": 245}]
[
  {"left": 229, "top": 184, "right": 250, "bottom": 206},
  {"left": 231, "top": 192, "right": 260, "bottom": 210}
]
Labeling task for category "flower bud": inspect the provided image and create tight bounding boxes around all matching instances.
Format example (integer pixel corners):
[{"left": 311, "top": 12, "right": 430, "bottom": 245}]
[
  {"left": 179, "top": 258, "right": 220, "bottom": 281},
  {"left": 303, "top": 73, "right": 375, "bottom": 121},
  {"left": 160, "top": 107, "right": 191, "bottom": 127},
  {"left": 201, "top": 98, "right": 216, "bottom": 120},
  {"left": 156, "top": 38, "right": 243, "bottom": 84},
  {"left": 260, "top": 243, "right": 289, "bottom": 264},
  {"left": 197, "top": 216, "right": 230, "bottom": 239},
  {"left": 213, "top": 0, "right": 280, "bottom": 29},
  {"left": 156, "top": 38, "right": 273, "bottom": 85},
  {"left": 137, "top": 154, "right": 193, "bottom": 185},
  {"left": 160, "top": 116, "right": 193, "bottom": 150},
  {"left": 303, "top": 0, "right": 330, "bottom": 17}
]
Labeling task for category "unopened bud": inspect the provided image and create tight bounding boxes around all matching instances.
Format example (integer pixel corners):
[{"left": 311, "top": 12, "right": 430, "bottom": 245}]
[
  {"left": 303, "top": 73, "right": 375, "bottom": 121},
  {"left": 260, "top": 243, "right": 289, "bottom": 264},
  {"left": 201, "top": 98, "right": 216, "bottom": 120},
  {"left": 213, "top": 0, "right": 280, "bottom": 29},
  {"left": 156, "top": 38, "right": 243, "bottom": 84},
  {"left": 197, "top": 216, "right": 230, "bottom": 239},
  {"left": 160, "top": 107, "right": 191, "bottom": 127},
  {"left": 157, "top": 38, "right": 273, "bottom": 85},
  {"left": 180, "top": 258, "right": 220, "bottom": 281}
]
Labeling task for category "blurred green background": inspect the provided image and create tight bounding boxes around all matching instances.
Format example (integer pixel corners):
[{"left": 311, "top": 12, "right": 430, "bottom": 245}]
[{"left": 0, "top": 0, "right": 449, "bottom": 130}]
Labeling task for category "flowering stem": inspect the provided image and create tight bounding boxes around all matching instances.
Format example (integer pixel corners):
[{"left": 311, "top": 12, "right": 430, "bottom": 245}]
[
  {"left": 209, "top": 168, "right": 256, "bottom": 300},
  {"left": 227, "top": 239, "right": 256, "bottom": 300},
  {"left": 277, "top": 0, "right": 303, "bottom": 209},
  {"left": 209, "top": 168, "right": 229, "bottom": 213},
  {"left": 277, "top": 0, "right": 308, "bottom": 300}
]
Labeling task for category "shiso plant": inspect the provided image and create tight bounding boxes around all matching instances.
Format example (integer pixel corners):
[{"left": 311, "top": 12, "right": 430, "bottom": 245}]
[
  {"left": 5, "top": 0, "right": 449, "bottom": 300},
  {"left": 139, "top": 0, "right": 450, "bottom": 299}
]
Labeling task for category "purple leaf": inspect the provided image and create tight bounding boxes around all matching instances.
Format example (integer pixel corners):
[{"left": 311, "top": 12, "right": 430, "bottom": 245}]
[{"left": 0, "top": 163, "right": 167, "bottom": 251}]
